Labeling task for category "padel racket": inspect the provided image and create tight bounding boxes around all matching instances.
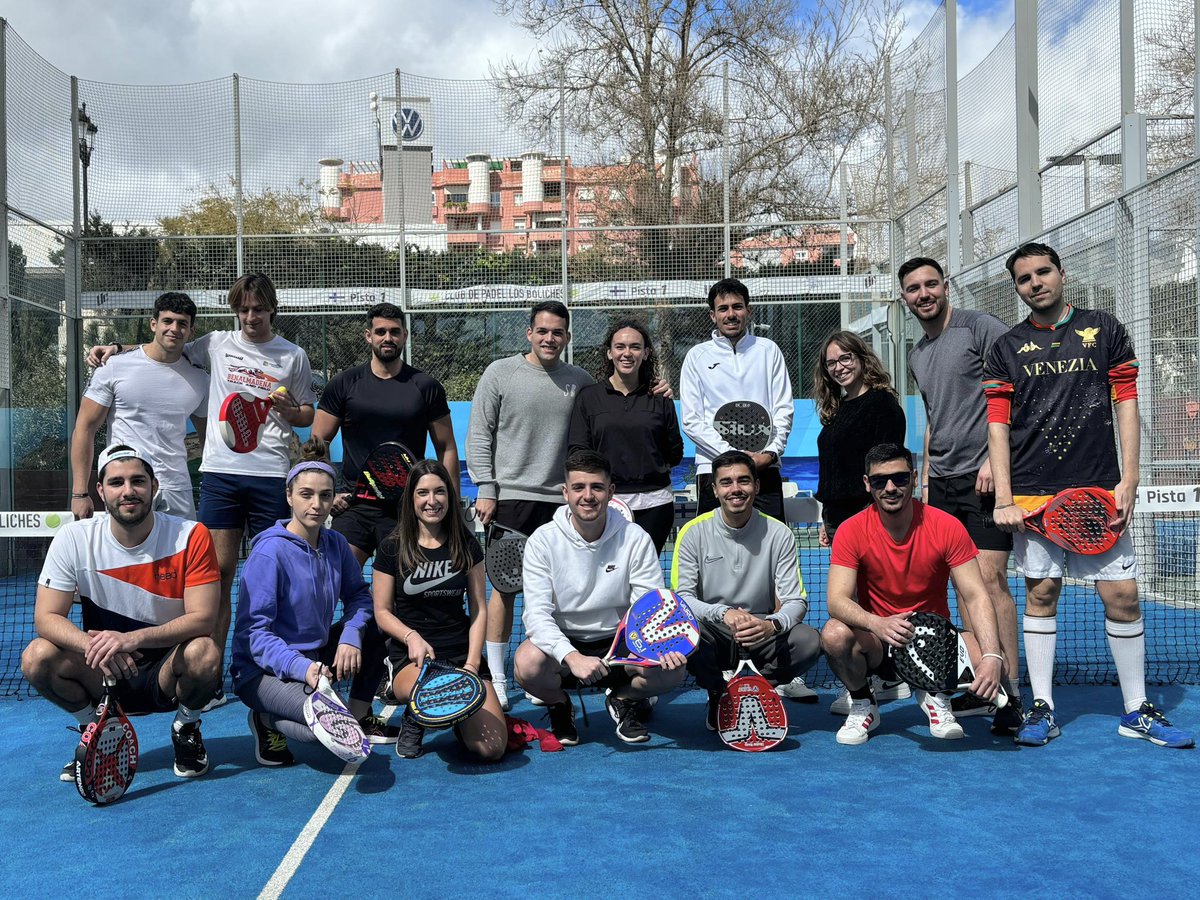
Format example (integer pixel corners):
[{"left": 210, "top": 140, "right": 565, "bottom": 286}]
[
  {"left": 485, "top": 523, "right": 527, "bottom": 594},
  {"left": 74, "top": 676, "right": 139, "bottom": 805},
  {"left": 717, "top": 652, "right": 788, "bottom": 752},
  {"left": 1022, "top": 487, "right": 1119, "bottom": 555},
  {"left": 603, "top": 589, "right": 701, "bottom": 667},
  {"left": 218, "top": 391, "right": 274, "bottom": 453},
  {"left": 353, "top": 441, "right": 418, "bottom": 503},
  {"left": 889, "top": 612, "right": 1008, "bottom": 708},
  {"left": 303, "top": 675, "right": 371, "bottom": 763},
  {"left": 409, "top": 659, "right": 486, "bottom": 729},
  {"left": 608, "top": 497, "right": 634, "bottom": 523},
  {"left": 713, "top": 400, "right": 773, "bottom": 453}
]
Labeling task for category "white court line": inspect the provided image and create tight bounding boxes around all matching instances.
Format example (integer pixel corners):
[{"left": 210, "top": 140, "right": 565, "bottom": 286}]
[{"left": 258, "top": 703, "right": 397, "bottom": 900}]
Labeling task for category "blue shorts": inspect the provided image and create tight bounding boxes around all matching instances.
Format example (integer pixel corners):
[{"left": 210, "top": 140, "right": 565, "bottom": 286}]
[{"left": 198, "top": 471, "right": 289, "bottom": 536}]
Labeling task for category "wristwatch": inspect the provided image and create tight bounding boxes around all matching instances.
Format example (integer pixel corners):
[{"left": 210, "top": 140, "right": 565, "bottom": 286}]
[
  {"left": 771, "top": 617, "right": 784, "bottom": 635},
  {"left": 764, "top": 451, "right": 779, "bottom": 466}
]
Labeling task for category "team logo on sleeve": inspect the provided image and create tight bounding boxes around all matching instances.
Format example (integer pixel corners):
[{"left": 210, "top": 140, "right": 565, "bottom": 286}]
[{"left": 1075, "top": 327, "right": 1100, "bottom": 348}]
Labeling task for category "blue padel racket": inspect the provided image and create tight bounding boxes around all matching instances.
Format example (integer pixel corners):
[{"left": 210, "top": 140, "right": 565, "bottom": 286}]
[
  {"left": 717, "top": 651, "right": 788, "bottom": 752},
  {"left": 603, "top": 589, "right": 701, "bottom": 667},
  {"left": 75, "top": 675, "right": 139, "bottom": 804},
  {"left": 889, "top": 612, "right": 1008, "bottom": 708},
  {"left": 304, "top": 675, "right": 371, "bottom": 763},
  {"left": 409, "top": 659, "right": 487, "bottom": 729}
]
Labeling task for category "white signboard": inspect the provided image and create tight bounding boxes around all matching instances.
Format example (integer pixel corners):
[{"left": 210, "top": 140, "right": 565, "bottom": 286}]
[
  {"left": 1137, "top": 485, "right": 1200, "bottom": 513},
  {"left": 0, "top": 511, "right": 73, "bottom": 536}
]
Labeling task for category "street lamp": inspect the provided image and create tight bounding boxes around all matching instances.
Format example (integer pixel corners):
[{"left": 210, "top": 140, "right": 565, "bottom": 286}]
[{"left": 77, "top": 102, "right": 98, "bottom": 234}]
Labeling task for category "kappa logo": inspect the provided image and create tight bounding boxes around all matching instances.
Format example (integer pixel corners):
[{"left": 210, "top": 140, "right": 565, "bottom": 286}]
[
  {"left": 1075, "top": 326, "right": 1101, "bottom": 348},
  {"left": 1017, "top": 341, "right": 1042, "bottom": 354}
]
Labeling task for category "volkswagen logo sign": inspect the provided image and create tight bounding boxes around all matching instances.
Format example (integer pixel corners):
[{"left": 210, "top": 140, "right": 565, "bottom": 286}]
[{"left": 391, "top": 107, "right": 424, "bottom": 142}]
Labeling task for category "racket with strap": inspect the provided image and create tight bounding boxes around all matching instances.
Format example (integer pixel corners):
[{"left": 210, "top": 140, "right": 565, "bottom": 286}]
[
  {"left": 888, "top": 612, "right": 1008, "bottom": 708},
  {"left": 1023, "top": 487, "right": 1119, "bottom": 555},
  {"left": 353, "top": 441, "right": 418, "bottom": 503},
  {"left": 409, "top": 659, "right": 487, "bottom": 729},
  {"left": 303, "top": 674, "right": 371, "bottom": 763},
  {"left": 218, "top": 391, "right": 274, "bottom": 453},
  {"left": 75, "top": 676, "right": 139, "bottom": 805},
  {"left": 717, "top": 651, "right": 788, "bottom": 752},
  {"left": 485, "top": 523, "right": 528, "bottom": 594},
  {"left": 603, "top": 588, "right": 701, "bottom": 667},
  {"left": 713, "top": 400, "right": 773, "bottom": 453}
]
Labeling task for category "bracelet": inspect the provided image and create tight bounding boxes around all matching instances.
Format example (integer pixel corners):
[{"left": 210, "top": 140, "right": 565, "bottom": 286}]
[
  {"left": 981, "top": 652, "right": 1005, "bottom": 664},
  {"left": 71, "top": 492, "right": 90, "bottom": 499},
  {"left": 401, "top": 629, "right": 413, "bottom": 642},
  {"left": 993, "top": 503, "right": 1016, "bottom": 510},
  {"left": 112, "top": 342, "right": 123, "bottom": 353}
]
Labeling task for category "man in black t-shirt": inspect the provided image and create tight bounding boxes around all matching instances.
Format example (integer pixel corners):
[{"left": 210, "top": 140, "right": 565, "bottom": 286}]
[{"left": 312, "top": 303, "right": 458, "bottom": 564}]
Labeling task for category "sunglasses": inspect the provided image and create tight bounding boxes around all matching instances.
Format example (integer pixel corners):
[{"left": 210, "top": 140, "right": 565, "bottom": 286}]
[{"left": 868, "top": 471, "right": 912, "bottom": 490}]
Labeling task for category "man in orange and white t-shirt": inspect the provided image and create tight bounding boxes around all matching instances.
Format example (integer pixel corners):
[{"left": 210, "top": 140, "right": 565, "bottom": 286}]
[{"left": 22, "top": 445, "right": 223, "bottom": 783}]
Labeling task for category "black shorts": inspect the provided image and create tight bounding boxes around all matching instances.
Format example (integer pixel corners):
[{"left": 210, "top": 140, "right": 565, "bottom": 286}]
[
  {"left": 927, "top": 472, "right": 1013, "bottom": 553},
  {"left": 868, "top": 652, "right": 902, "bottom": 684},
  {"left": 331, "top": 500, "right": 397, "bottom": 556},
  {"left": 495, "top": 499, "right": 560, "bottom": 536},
  {"left": 558, "top": 635, "right": 633, "bottom": 691},
  {"left": 386, "top": 640, "right": 492, "bottom": 681},
  {"left": 112, "top": 649, "right": 177, "bottom": 715}
]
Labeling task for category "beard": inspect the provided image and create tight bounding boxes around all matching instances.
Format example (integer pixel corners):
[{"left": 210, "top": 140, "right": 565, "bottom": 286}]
[
  {"left": 105, "top": 496, "right": 152, "bottom": 528},
  {"left": 371, "top": 343, "right": 402, "bottom": 362}
]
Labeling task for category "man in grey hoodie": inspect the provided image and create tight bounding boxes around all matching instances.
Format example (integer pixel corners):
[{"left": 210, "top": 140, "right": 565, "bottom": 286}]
[{"left": 515, "top": 450, "right": 687, "bottom": 745}]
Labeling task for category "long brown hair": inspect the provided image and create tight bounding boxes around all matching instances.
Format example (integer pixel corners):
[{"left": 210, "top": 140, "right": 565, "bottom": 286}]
[
  {"left": 384, "top": 459, "right": 475, "bottom": 575},
  {"left": 811, "top": 330, "right": 898, "bottom": 425},
  {"left": 599, "top": 317, "right": 658, "bottom": 389}
]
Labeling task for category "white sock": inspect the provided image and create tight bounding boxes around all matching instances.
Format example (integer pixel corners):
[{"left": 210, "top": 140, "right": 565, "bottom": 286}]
[
  {"left": 71, "top": 705, "right": 95, "bottom": 727},
  {"left": 174, "top": 704, "right": 202, "bottom": 730},
  {"left": 1023, "top": 614, "right": 1057, "bottom": 709},
  {"left": 1105, "top": 617, "right": 1146, "bottom": 713},
  {"left": 486, "top": 641, "right": 508, "bottom": 683}
]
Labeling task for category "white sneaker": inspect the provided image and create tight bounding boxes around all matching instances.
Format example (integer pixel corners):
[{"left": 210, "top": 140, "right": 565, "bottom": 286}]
[
  {"left": 492, "top": 679, "right": 511, "bottom": 712},
  {"left": 831, "top": 676, "right": 912, "bottom": 715},
  {"left": 836, "top": 699, "right": 880, "bottom": 745},
  {"left": 776, "top": 675, "right": 818, "bottom": 703},
  {"left": 528, "top": 693, "right": 546, "bottom": 707},
  {"left": 915, "top": 689, "right": 964, "bottom": 739}
]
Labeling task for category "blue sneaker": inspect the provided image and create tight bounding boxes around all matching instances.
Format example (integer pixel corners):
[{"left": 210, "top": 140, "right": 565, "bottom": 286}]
[
  {"left": 1015, "top": 699, "right": 1060, "bottom": 746},
  {"left": 1118, "top": 702, "right": 1195, "bottom": 748}
]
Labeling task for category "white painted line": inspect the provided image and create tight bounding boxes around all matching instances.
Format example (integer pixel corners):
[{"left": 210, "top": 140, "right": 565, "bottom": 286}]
[{"left": 258, "top": 703, "right": 396, "bottom": 900}]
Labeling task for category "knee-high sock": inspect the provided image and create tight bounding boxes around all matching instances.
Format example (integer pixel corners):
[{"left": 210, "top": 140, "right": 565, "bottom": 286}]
[
  {"left": 486, "top": 641, "right": 508, "bottom": 683},
  {"left": 1105, "top": 617, "right": 1146, "bottom": 713},
  {"left": 1023, "top": 614, "right": 1057, "bottom": 709}
]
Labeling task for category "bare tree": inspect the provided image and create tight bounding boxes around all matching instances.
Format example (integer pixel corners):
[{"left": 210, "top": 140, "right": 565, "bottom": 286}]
[
  {"left": 1138, "top": 0, "right": 1196, "bottom": 171},
  {"left": 492, "top": 0, "right": 902, "bottom": 275}
]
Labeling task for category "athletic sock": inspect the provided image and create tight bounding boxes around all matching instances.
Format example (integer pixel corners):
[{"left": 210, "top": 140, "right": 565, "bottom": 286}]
[
  {"left": 486, "top": 641, "right": 508, "bottom": 683},
  {"left": 1105, "top": 617, "right": 1147, "bottom": 713},
  {"left": 174, "top": 704, "right": 202, "bottom": 730},
  {"left": 72, "top": 705, "right": 95, "bottom": 727},
  {"left": 1008, "top": 678, "right": 1022, "bottom": 698},
  {"left": 848, "top": 683, "right": 874, "bottom": 701},
  {"left": 1023, "top": 614, "right": 1057, "bottom": 709}
]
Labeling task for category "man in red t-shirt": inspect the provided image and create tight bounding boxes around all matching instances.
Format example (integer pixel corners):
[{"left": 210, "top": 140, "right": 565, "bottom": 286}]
[{"left": 820, "top": 443, "right": 1004, "bottom": 745}]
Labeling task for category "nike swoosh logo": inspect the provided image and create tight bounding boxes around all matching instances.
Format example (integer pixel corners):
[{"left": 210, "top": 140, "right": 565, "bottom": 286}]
[
  {"left": 1122, "top": 560, "right": 1134, "bottom": 570},
  {"left": 402, "top": 571, "right": 459, "bottom": 594},
  {"left": 704, "top": 555, "right": 723, "bottom": 563}
]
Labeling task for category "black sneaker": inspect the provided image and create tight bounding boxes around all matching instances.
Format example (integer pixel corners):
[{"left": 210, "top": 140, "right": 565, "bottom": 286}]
[
  {"left": 358, "top": 714, "right": 400, "bottom": 745},
  {"left": 706, "top": 690, "right": 722, "bottom": 732},
  {"left": 172, "top": 721, "right": 210, "bottom": 777},
  {"left": 248, "top": 710, "right": 295, "bottom": 767},
  {"left": 606, "top": 692, "right": 651, "bottom": 744},
  {"left": 547, "top": 698, "right": 579, "bottom": 746},
  {"left": 991, "top": 696, "right": 1024, "bottom": 736},
  {"left": 60, "top": 760, "right": 76, "bottom": 783},
  {"left": 395, "top": 712, "right": 425, "bottom": 759},
  {"left": 950, "top": 692, "right": 997, "bottom": 718},
  {"left": 200, "top": 688, "right": 229, "bottom": 714}
]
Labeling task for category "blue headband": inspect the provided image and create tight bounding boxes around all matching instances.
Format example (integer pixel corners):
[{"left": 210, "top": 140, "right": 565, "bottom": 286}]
[{"left": 286, "top": 461, "right": 335, "bottom": 485}]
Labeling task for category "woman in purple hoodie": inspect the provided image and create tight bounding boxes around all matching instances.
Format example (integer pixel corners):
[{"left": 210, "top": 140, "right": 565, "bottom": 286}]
[{"left": 231, "top": 440, "right": 397, "bottom": 767}]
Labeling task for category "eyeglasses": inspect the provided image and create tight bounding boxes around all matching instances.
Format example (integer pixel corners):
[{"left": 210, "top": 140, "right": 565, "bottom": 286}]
[
  {"left": 824, "top": 352, "right": 856, "bottom": 371},
  {"left": 868, "top": 471, "right": 912, "bottom": 490}
]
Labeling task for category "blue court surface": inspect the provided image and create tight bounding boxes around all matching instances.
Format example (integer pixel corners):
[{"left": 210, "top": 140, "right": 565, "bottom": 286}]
[{"left": 2, "top": 684, "right": 1196, "bottom": 899}]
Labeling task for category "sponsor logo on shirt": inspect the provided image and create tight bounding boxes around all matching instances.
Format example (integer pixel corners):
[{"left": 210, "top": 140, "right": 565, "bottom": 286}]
[
  {"left": 1017, "top": 341, "right": 1042, "bottom": 353},
  {"left": 604, "top": 564, "right": 617, "bottom": 573},
  {"left": 1021, "top": 358, "right": 1099, "bottom": 377},
  {"left": 707, "top": 363, "right": 720, "bottom": 370},
  {"left": 403, "top": 560, "right": 459, "bottom": 595},
  {"left": 1075, "top": 327, "right": 1100, "bottom": 348},
  {"left": 225, "top": 361, "right": 280, "bottom": 392}
]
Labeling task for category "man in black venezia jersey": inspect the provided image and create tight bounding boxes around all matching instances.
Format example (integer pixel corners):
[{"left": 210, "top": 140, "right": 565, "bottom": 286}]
[{"left": 983, "top": 242, "right": 1192, "bottom": 749}]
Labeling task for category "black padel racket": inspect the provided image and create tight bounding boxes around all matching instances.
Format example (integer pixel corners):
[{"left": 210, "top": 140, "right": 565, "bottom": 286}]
[
  {"left": 75, "top": 676, "right": 139, "bottom": 805},
  {"left": 353, "top": 441, "right": 418, "bottom": 503},
  {"left": 713, "top": 400, "right": 773, "bottom": 453},
  {"left": 409, "top": 659, "right": 486, "bottom": 729},
  {"left": 485, "top": 523, "right": 527, "bottom": 594},
  {"left": 889, "top": 612, "right": 1008, "bottom": 708}
]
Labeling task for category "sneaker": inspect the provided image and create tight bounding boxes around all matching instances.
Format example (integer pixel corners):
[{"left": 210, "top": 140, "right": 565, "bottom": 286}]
[
  {"left": 493, "top": 679, "right": 511, "bottom": 712},
  {"left": 836, "top": 699, "right": 880, "bottom": 745},
  {"left": 395, "top": 712, "right": 426, "bottom": 759},
  {"left": 358, "top": 714, "right": 400, "bottom": 745},
  {"left": 1117, "top": 702, "right": 1195, "bottom": 748},
  {"left": 547, "top": 698, "right": 579, "bottom": 746},
  {"left": 951, "top": 692, "right": 997, "bottom": 718},
  {"left": 376, "top": 674, "right": 400, "bottom": 707},
  {"left": 705, "top": 690, "right": 722, "bottom": 732},
  {"left": 915, "top": 690, "right": 964, "bottom": 739},
  {"left": 606, "top": 692, "right": 651, "bottom": 744},
  {"left": 776, "top": 675, "right": 818, "bottom": 703},
  {"left": 527, "top": 693, "right": 546, "bottom": 707},
  {"left": 991, "top": 696, "right": 1024, "bottom": 736},
  {"left": 200, "top": 688, "right": 229, "bottom": 714},
  {"left": 1015, "top": 699, "right": 1061, "bottom": 747},
  {"left": 60, "top": 760, "right": 76, "bottom": 783},
  {"left": 248, "top": 710, "right": 295, "bottom": 767},
  {"left": 172, "top": 721, "right": 211, "bottom": 777},
  {"left": 831, "top": 676, "right": 911, "bottom": 714}
]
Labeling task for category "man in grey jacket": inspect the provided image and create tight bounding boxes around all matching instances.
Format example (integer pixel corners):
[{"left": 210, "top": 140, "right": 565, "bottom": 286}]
[{"left": 670, "top": 450, "right": 821, "bottom": 732}]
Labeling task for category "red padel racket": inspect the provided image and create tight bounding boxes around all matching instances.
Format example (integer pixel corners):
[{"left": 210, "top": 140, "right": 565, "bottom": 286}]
[
  {"left": 1023, "top": 487, "right": 1119, "bottom": 555},
  {"left": 353, "top": 441, "right": 418, "bottom": 503},
  {"left": 218, "top": 391, "right": 274, "bottom": 453},
  {"left": 717, "top": 652, "right": 788, "bottom": 752},
  {"left": 889, "top": 612, "right": 1008, "bottom": 708},
  {"left": 75, "top": 676, "right": 139, "bottom": 805},
  {"left": 602, "top": 589, "right": 701, "bottom": 668}
]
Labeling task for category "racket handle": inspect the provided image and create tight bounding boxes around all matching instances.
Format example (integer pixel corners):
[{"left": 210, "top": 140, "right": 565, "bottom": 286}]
[{"left": 102, "top": 675, "right": 117, "bottom": 688}]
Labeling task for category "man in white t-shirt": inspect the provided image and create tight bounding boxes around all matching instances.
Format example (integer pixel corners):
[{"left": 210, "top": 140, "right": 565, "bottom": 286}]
[
  {"left": 72, "top": 292, "right": 208, "bottom": 520},
  {"left": 90, "top": 274, "right": 316, "bottom": 705}
]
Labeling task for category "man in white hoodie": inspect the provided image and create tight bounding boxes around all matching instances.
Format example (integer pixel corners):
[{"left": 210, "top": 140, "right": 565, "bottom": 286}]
[{"left": 515, "top": 450, "right": 687, "bottom": 745}]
